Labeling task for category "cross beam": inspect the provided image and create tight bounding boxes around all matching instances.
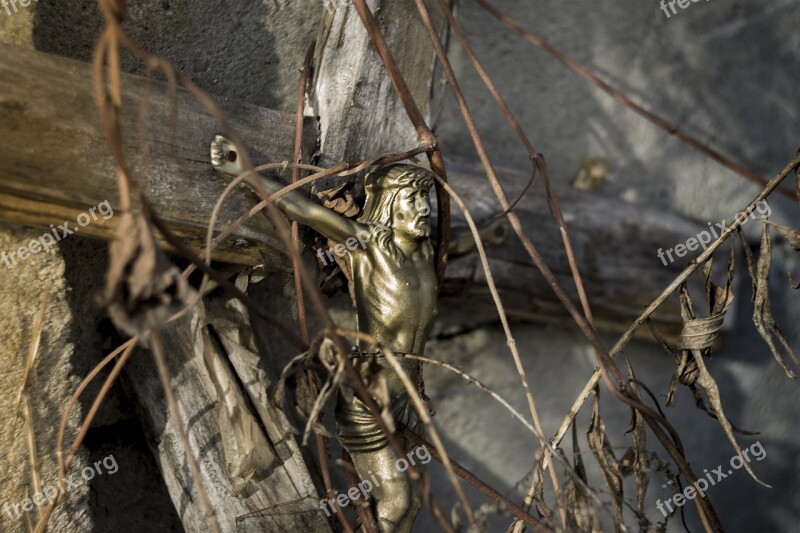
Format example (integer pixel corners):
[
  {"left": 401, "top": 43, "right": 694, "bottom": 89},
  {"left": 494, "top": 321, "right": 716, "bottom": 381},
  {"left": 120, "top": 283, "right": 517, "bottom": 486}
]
[{"left": 0, "top": 42, "right": 315, "bottom": 267}]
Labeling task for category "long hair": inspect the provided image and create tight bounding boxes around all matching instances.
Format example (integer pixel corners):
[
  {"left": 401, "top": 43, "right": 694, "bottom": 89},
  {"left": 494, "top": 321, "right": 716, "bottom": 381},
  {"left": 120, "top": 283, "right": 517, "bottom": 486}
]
[{"left": 356, "top": 164, "right": 435, "bottom": 265}]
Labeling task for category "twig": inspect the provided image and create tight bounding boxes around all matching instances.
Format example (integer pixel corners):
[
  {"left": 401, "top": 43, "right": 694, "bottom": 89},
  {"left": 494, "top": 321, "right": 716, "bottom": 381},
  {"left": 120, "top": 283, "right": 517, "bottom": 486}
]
[
  {"left": 546, "top": 153, "right": 800, "bottom": 465},
  {"left": 423, "top": 170, "right": 555, "bottom": 515},
  {"left": 35, "top": 341, "right": 136, "bottom": 533},
  {"left": 292, "top": 40, "right": 359, "bottom": 533},
  {"left": 342, "top": 450, "right": 376, "bottom": 533},
  {"left": 409, "top": 1, "right": 724, "bottom": 529},
  {"left": 291, "top": 41, "right": 316, "bottom": 345},
  {"left": 430, "top": 0, "right": 604, "bottom": 523},
  {"left": 350, "top": 0, "right": 451, "bottom": 287},
  {"left": 380, "top": 342, "right": 474, "bottom": 521},
  {"left": 405, "top": 354, "right": 621, "bottom": 523},
  {"left": 398, "top": 425, "right": 551, "bottom": 532},
  {"left": 414, "top": 0, "right": 572, "bottom": 522},
  {"left": 404, "top": 355, "right": 536, "bottom": 435},
  {"left": 149, "top": 333, "right": 220, "bottom": 533},
  {"left": 17, "top": 284, "right": 49, "bottom": 486},
  {"left": 17, "top": 285, "right": 50, "bottom": 522},
  {"left": 55, "top": 339, "right": 138, "bottom": 479}
]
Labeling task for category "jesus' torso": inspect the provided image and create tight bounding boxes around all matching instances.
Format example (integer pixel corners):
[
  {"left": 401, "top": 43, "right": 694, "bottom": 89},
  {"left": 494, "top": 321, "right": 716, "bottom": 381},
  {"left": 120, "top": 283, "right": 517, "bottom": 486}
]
[{"left": 349, "top": 243, "right": 438, "bottom": 356}]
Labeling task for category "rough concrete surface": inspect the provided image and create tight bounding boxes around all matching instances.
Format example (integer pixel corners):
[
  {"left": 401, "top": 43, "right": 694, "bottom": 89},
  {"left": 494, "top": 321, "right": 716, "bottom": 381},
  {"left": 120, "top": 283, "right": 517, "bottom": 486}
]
[
  {"left": 34, "top": 0, "right": 323, "bottom": 113},
  {"left": 0, "top": 226, "right": 93, "bottom": 533}
]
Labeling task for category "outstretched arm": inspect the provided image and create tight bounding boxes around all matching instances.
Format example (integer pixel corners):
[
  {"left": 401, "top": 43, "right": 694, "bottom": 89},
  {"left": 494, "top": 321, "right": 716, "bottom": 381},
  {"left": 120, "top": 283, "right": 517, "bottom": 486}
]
[{"left": 210, "top": 135, "right": 363, "bottom": 243}]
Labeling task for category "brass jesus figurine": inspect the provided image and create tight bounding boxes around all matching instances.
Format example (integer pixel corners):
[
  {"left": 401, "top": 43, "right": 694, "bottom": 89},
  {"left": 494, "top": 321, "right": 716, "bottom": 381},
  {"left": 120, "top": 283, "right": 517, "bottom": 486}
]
[{"left": 211, "top": 136, "right": 437, "bottom": 532}]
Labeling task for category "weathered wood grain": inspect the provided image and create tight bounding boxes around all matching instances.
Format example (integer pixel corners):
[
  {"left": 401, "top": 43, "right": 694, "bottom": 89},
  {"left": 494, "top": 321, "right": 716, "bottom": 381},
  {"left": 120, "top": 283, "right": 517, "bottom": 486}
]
[
  {"left": 0, "top": 42, "right": 710, "bottom": 338},
  {"left": 122, "top": 305, "right": 331, "bottom": 533},
  {"left": 312, "top": 0, "right": 444, "bottom": 166},
  {"left": 0, "top": 42, "right": 315, "bottom": 267}
]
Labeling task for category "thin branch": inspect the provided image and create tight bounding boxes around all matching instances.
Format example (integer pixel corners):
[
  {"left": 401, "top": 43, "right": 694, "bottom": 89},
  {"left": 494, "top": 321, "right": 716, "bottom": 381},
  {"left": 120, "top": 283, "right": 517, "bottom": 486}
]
[
  {"left": 17, "top": 284, "right": 51, "bottom": 524},
  {"left": 291, "top": 40, "right": 359, "bottom": 533},
  {"left": 399, "top": 425, "right": 551, "bottom": 532},
  {"left": 431, "top": 0, "right": 601, "bottom": 520},
  {"left": 404, "top": 355, "right": 536, "bottom": 435},
  {"left": 409, "top": 1, "right": 724, "bottom": 528},
  {"left": 424, "top": 168, "right": 557, "bottom": 517},
  {"left": 350, "top": 0, "right": 451, "bottom": 287},
  {"left": 291, "top": 41, "right": 317, "bottom": 345},
  {"left": 35, "top": 341, "right": 137, "bottom": 533},
  {"left": 546, "top": 153, "right": 800, "bottom": 466},
  {"left": 56, "top": 339, "right": 138, "bottom": 480},
  {"left": 149, "top": 333, "right": 220, "bottom": 533}
]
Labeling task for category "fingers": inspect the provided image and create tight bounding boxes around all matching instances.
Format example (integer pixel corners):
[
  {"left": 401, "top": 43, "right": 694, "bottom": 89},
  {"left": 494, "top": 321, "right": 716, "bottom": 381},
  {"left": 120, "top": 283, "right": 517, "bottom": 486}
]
[{"left": 210, "top": 134, "right": 238, "bottom": 173}]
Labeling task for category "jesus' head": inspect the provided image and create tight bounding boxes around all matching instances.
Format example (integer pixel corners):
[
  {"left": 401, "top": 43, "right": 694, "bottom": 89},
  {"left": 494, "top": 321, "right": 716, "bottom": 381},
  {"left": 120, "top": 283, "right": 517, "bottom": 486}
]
[{"left": 357, "top": 164, "right": 435, "bottom": 260}]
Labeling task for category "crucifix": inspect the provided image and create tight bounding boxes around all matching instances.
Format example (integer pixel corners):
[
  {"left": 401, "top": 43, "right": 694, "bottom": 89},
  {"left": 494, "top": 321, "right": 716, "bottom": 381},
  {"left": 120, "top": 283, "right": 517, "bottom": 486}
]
[{"left": 212, "top": 135, "right": 439, "bottom": 531}]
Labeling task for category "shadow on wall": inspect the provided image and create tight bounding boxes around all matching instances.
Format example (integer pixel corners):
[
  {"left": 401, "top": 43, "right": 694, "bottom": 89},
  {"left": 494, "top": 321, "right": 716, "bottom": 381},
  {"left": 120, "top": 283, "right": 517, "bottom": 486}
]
[
  {"left": 33, "top": 0, "right": 323, "bottom": 111},
  {"left": 56, "top": 236, "right": 184, "bottom": 532},
  {"left": 585, "top": 0, "right": 800, "bottom": 215},
  {"left": 439, "top": 0, "right": 799, "bottom": 215}
]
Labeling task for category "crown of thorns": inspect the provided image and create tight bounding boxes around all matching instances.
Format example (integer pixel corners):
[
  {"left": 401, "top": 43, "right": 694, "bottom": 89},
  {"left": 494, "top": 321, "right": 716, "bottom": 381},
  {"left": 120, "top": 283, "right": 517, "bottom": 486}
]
[{"left": 363, "top": 164, "right": 435, "bottom": 193}]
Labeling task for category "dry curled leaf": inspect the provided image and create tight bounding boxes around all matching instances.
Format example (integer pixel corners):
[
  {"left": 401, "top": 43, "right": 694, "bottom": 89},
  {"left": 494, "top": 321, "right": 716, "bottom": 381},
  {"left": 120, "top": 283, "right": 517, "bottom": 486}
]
[
  {"left": 316, "top": 181, "right": 361, "bottom": 218},
  {"left": 563, "top": 423, "right": 601, "bottom": 532},
  {"left": 101, "top": 211, "right": 195, "bottom": 337},
  {"left": 764, "top": 221, "right": 800, "bottom": 250},
  {"left": 623, "top": 358, "right": 650, "bottom": 521},
  {"left": 739, "top": 225, "right": 800, "bottom": 378},
  {"left": 587, "top": 388, "right": 624, "bottom": 531},
  {"left": 530, "top": 465, "right": 554, "bottom": 525},
  {"left": 663, "top": 250, "right": 735, "bottom": 408},
  {"left": 315, "top": 183, "right": 361, "bottom": 285},
  {"left": 661, "top": 248, "right": 767, "bottom": 486},
  {"left": 760, "top": 223, "right": 800, "bottom": 288}
]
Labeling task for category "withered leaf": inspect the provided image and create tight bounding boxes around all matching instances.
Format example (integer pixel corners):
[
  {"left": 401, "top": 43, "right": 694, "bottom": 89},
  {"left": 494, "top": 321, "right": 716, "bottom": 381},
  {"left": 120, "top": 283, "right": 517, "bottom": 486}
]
[
  {"left": 739, "top": 225, "right": 800, "bottom": 378},
  {"left": 670, "top": 245, "right": 768, "bottom": 486},
  {"left": 624, "top": 359, "right": 650, "bottom": 518},
  {"left": 587, "top": 389, "right": 624, "bottom": 531},
  {"left": 765, "top": 220, "right": 800, "bottom": 250},
  {"left": 563, "top": 423, "right": 601, "bottom": 532},
  {"left": 101, "top": 212, "right": 195, "bottom": 337},
  {"left": 316, "top": 181, "right": 360, "bottom": 217},
  {"left": 531, "top": 461, "right": 554, "bottom": 524}
]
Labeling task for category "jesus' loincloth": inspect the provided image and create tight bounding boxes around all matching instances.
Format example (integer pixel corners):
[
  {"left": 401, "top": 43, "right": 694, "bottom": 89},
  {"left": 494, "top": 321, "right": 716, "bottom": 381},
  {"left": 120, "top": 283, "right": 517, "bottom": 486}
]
[{"left": 335, "top": 353, "right": 431, "bottom": 454}]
